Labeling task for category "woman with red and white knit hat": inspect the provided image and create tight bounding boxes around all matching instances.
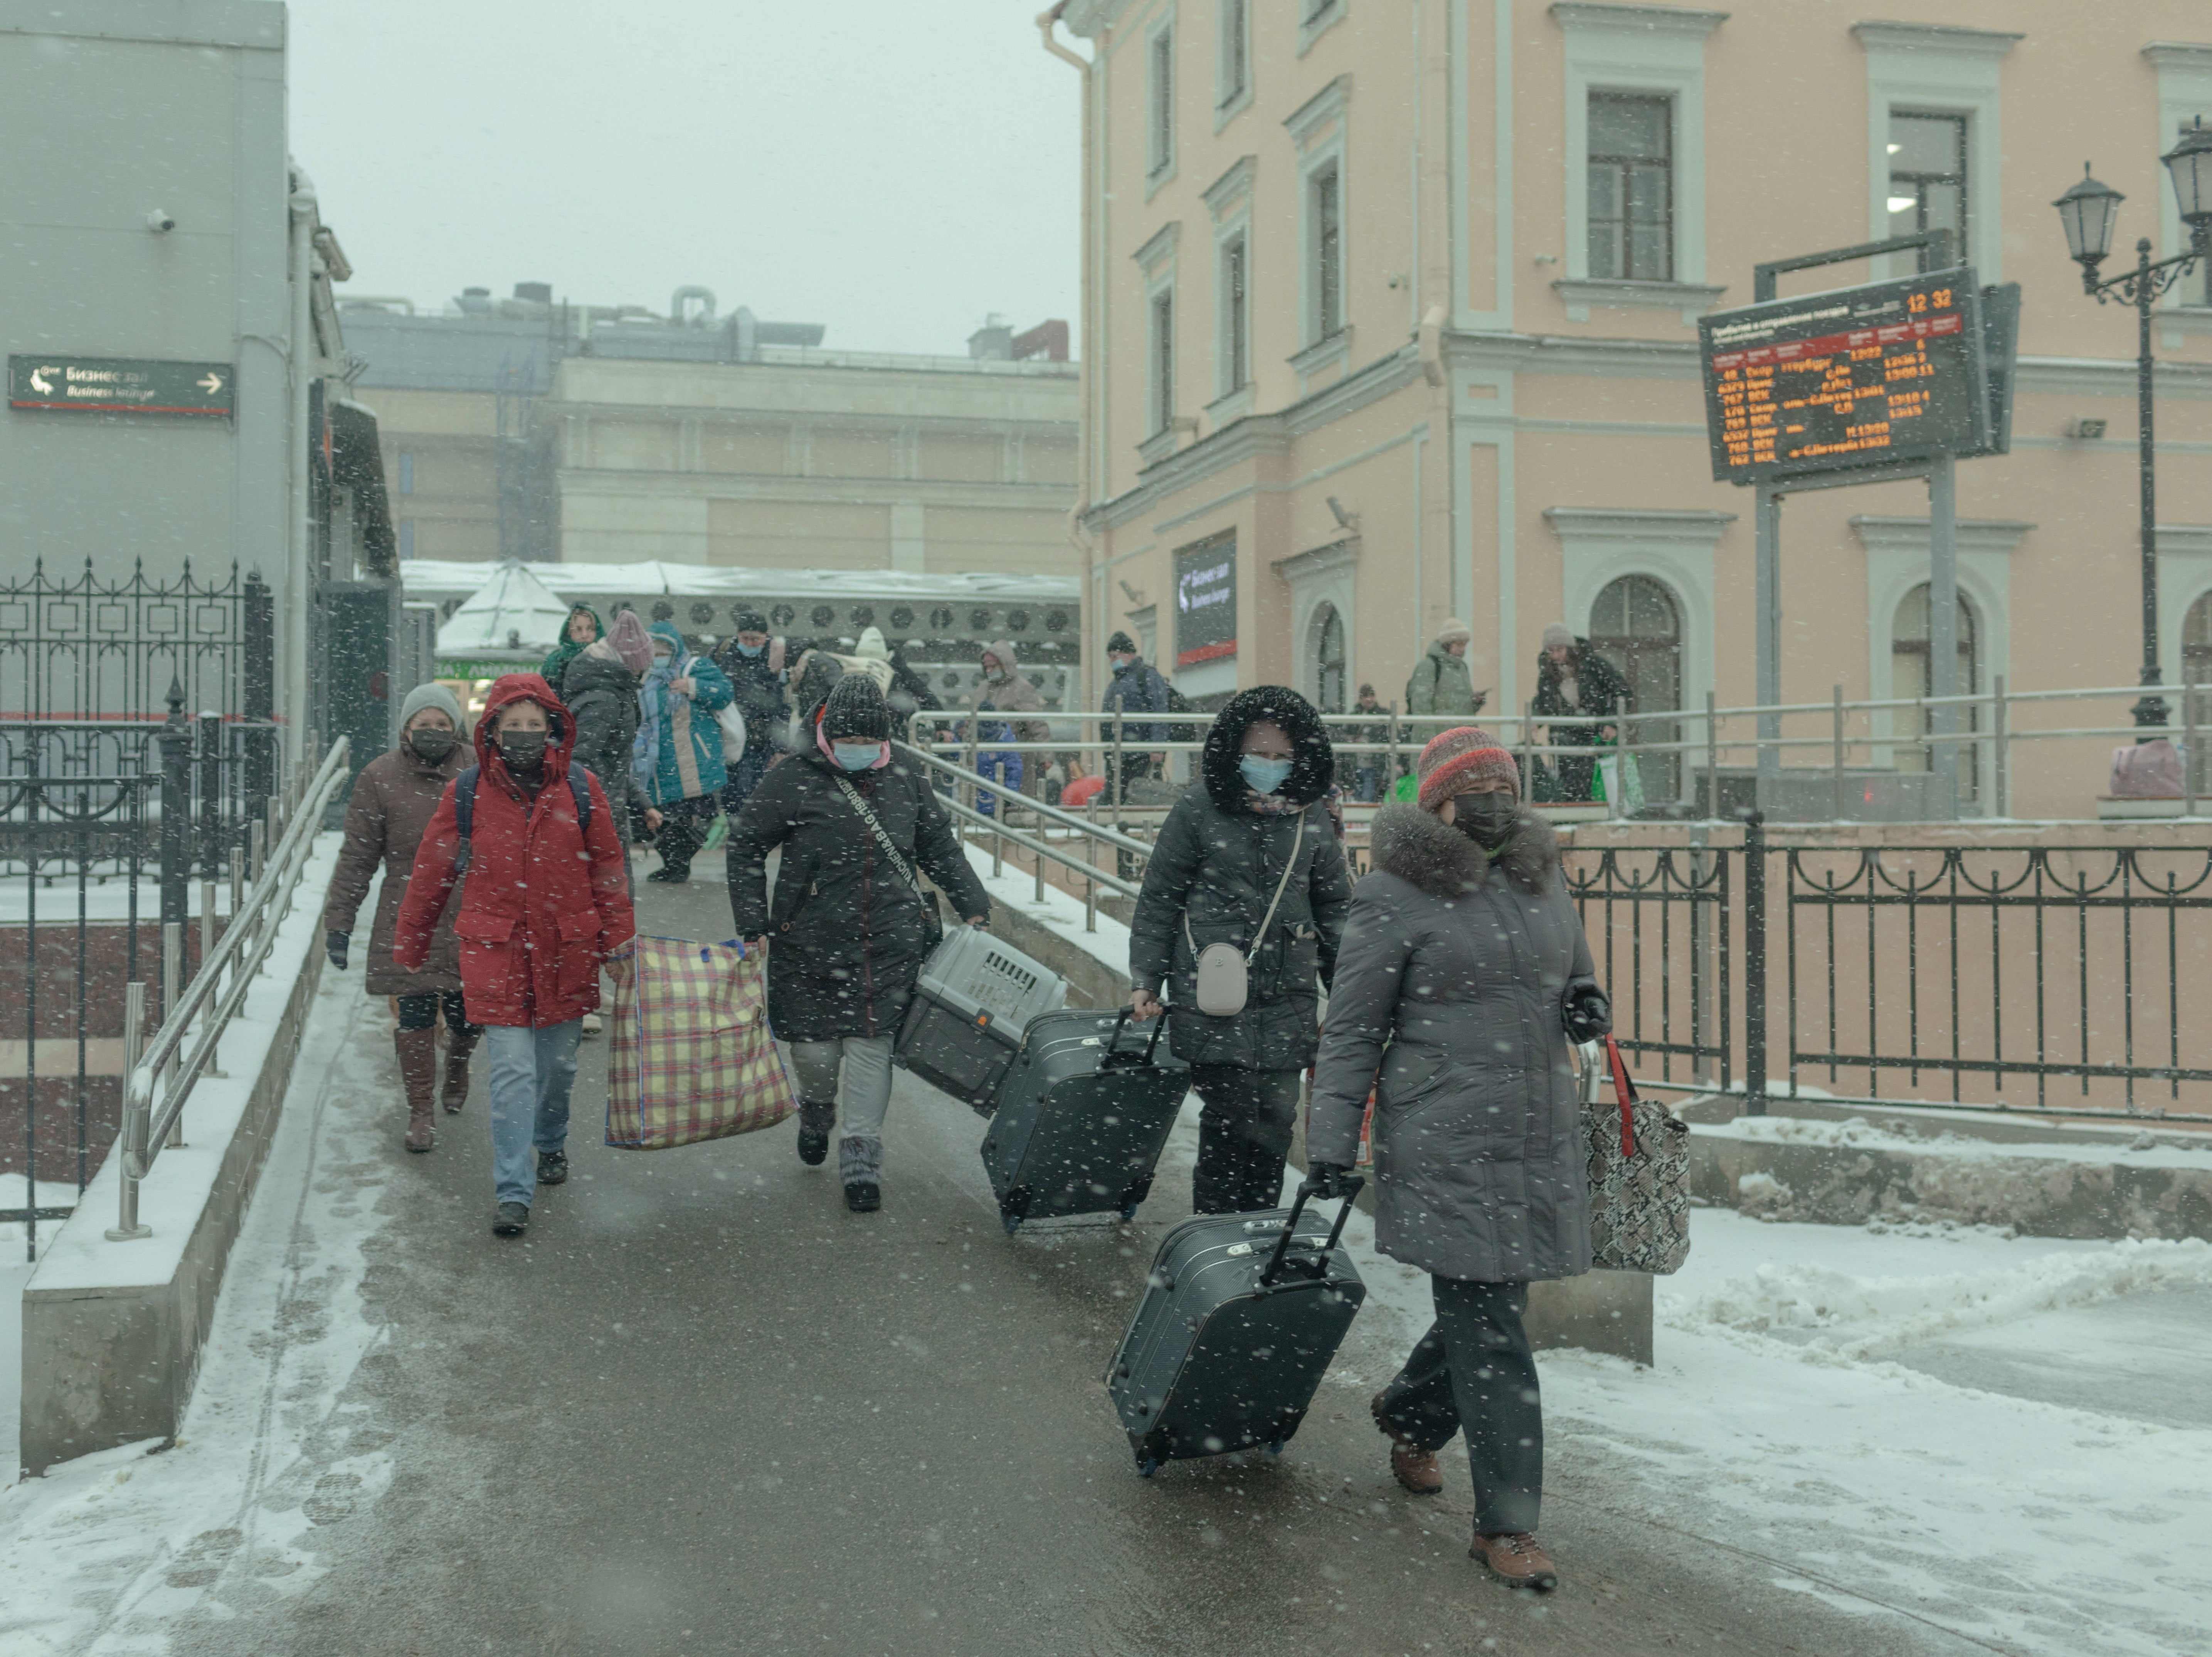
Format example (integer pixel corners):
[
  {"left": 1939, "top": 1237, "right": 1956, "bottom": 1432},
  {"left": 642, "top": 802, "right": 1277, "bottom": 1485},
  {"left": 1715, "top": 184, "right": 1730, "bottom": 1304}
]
[{"left": 1305, "top": 725, "right": 1610, "bottom": 1592}]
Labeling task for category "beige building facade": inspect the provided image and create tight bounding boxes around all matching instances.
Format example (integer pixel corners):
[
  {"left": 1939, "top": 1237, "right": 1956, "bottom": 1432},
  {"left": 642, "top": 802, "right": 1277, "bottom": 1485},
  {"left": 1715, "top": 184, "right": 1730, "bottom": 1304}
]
[{"left": 1051, "top": 0, "right": 2212, "bottom": 817}]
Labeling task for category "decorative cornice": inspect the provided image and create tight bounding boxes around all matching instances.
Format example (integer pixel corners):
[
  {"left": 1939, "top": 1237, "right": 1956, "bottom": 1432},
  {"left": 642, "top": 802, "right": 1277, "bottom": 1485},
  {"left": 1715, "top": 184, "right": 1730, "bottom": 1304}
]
[
  {"left": 1132, "top": 220, "right": 1180, "bottom": 273},
  {"left": 1549, "top": 2, "right": 1728, "bottom": 38},
  {"left": 1545, "top": 508, "right": 1736, "bottom": 547},
  {"left": 2017, "top": 354, "right": 2212, "bottom": 399},
  {"left": 1273, "top": 537, "right": 1361, "bottom": 583},
  {"left": 1284, "top": 74, "right": 1352, "bottom": 149},
  {"left": 1289, "top": 328, "right": 1354, "bottom": 380},
  {"left": 1851, "top": 20, "right": 2022, "bottom": 58},
  {"left": 2143, "top": 42, "right": 2212, "bottom": 75},
  {"left": 1849, "top": 516, "right": 2036, "bottom": 557},
  {"left": 2156, "top": 523, "right": 2212, "bottom": 557},
  {"left": 1203, "top": 155, "right": 1257, "bottom": 221},
  {"left": 1552, "top": 278, "right": 1728, "bottom": 325}
]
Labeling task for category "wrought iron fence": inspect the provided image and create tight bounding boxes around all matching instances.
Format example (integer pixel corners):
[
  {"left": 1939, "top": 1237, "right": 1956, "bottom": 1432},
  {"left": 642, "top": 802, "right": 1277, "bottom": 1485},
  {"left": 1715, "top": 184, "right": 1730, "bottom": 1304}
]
[
  {"left": 1561, "top": 816, "right": 2211, "bottom": 1121},
  {"left": 0, "top": 557, "right": 272, "bottom": 725}
]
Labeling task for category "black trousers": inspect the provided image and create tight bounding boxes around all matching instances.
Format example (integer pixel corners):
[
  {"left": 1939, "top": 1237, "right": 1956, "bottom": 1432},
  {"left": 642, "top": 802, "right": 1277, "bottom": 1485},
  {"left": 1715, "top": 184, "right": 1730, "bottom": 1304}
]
[
  {"left": 1187, "top": 1063, "right": 1302, "bottom": 1215},
  {"left": 1375, "top": 1277, "right": 1542, "bottom": 1535},
  {"left": 395, "top": 989, "right": 473, "bottom": 1036},
  {"left": 652, "top": 794, "right": 719, "bottom": 878}
]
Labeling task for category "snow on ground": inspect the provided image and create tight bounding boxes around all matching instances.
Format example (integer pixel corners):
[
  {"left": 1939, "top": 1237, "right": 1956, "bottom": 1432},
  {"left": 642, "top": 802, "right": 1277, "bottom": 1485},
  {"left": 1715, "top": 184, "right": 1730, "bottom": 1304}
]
[
  {"left": 1699, "top": 1110, "right": 2212, "bottom": 1170},
  {"left": 0, "top": 964, "right": 398, "bottom": 1655}
]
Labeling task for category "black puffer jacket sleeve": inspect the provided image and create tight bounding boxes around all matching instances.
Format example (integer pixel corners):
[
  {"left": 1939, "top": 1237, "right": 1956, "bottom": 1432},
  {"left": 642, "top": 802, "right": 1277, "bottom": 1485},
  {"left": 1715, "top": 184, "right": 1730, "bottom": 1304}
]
[
  {"left": 725, "top": 757, "right": 802, "bottom": 938},
  {"left": 1127, "top": 791, "right": 1206, "bottom": 994},
  {"left": 907, "top": 769, "right": 990, "bottom": 922},
  {"left": 1308, "top": 827, "right": 1353, "bottom": 991}
]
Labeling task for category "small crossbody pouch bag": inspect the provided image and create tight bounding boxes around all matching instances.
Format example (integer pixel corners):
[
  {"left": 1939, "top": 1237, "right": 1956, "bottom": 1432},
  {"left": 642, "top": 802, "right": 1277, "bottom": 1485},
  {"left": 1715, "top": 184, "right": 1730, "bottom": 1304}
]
[{"left": 1183, "top": 814, "right": 1304, "bottom": 1018}]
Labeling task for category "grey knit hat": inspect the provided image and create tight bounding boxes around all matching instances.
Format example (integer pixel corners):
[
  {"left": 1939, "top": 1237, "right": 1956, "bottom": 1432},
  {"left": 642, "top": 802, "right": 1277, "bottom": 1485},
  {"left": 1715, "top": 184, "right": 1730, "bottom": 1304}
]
[
  {"left": 398, "top": 680, "right": 463, "bottom": 731},
  {"left": 821, "top": 672, "right": 891, "bottom": 741}
]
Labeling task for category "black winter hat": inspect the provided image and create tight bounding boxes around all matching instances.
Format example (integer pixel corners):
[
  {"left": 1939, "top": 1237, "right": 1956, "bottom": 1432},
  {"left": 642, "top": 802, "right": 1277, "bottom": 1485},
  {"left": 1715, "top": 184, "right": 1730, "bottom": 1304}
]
[
  {"left": 734, "top": 608, "right": 767, "bottom": 634},
  {"left": 821, "top": 672, "right": 891, "bottom": 742},
  {"left": 1106, "top": 631, "right": 1137, "bottom": 655}
]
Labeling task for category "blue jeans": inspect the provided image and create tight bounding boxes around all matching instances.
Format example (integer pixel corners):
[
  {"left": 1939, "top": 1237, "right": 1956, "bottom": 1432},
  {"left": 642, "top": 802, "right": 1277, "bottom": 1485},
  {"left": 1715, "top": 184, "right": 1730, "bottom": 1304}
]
[{"left": 484, "top": 1021, "right": 584, "bottom": 1206}]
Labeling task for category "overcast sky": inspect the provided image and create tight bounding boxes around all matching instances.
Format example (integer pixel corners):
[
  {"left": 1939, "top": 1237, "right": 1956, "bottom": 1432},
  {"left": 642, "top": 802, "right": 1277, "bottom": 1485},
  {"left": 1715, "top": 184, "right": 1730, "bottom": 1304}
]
[{"left": 287, "top": 1, "right": 1083, "bottom": 355}]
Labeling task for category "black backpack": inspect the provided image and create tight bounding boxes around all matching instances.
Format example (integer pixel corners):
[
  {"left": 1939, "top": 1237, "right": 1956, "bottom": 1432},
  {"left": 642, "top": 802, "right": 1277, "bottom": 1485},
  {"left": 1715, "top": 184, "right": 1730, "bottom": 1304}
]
[{"left": 1163, "top": 680, "right": 1199, "bottom": 746}]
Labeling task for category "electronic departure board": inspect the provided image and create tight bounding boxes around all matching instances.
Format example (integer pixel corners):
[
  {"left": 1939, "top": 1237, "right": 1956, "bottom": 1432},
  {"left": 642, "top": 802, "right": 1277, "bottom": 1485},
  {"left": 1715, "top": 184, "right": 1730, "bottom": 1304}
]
[{"left": 1698, "top": 270, "right": 1992, "bottom": 486}]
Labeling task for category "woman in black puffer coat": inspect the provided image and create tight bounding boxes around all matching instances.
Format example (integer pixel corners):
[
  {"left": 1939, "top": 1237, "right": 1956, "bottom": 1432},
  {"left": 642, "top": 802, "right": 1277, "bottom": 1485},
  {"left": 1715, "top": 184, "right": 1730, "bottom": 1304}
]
[
  {"left": 727, "top": 674, "right": 991, "bottom": 1213},
  {"left": 1127, "top": 686, "right": 1352, "bottom": 1213}
]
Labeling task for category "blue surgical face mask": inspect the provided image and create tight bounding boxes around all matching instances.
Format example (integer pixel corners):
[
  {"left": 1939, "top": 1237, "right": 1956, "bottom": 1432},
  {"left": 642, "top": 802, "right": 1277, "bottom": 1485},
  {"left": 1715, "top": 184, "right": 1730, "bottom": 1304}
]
[
  {"left": 1110, "top": 655, "right": 1134, "bottom": 675},
  {"left": 832, "top": 741, "right": 880, "bottom": 772},
  {"left": 736, "top": 641, "right": 764, "bottom": 658},
  {"left": 1240, "top": 755, "right": 1293, "bottom": 795}
]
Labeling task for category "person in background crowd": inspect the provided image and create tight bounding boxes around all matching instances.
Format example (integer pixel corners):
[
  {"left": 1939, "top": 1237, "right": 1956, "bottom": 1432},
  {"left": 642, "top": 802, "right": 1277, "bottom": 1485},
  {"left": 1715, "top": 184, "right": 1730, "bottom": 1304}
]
[
  {"left": 713, "top": 609, "right": 788, "bottom": 816},
  {"left": 563, "top": 609, "right": 664, "bottom": 1029},
  {"left": 971, "top": 706, "right": 1022, "bottom": 818},
  {"left": 1349, "top": 683, "right": 1391, "bottom": 803},
  {"left": 727, "top": 675, "right": 991, "bottom": 1214},
  {"left": 1305, "top": 726, "right": 1608, "bottom": 1592},
  {"left": 395, "top": 674, "right": 636, "bottom": 1238},
  {"left": 977, "top": 640, "right": 1048, "bottom": 796},
  {"left": 539, "top": 604, "right": 603, "bottom": 690},
  {"left": 783, "top": 645, "right": 844, "bottom": 752},
  {"left": 1128, "top": 686, "right": 1351, "bottom": 1214},
  {"left": 637, "top": 620, "right": 735, "bottom": 884},
  {"left": 1405, "top": 619, "right": 1486, "bottom": 722},
  {"left": 1101, "top": 630, "right": 1173, "bottom": 877},
  {"left": 323, "top": 682, "right": 478, "bottom": 1154},
  {"left": 885, "top": 639, "right": 941, "bottom": 745},
  {"left": 1531, "top": 624, "right": 1630, "bottom": 803}
]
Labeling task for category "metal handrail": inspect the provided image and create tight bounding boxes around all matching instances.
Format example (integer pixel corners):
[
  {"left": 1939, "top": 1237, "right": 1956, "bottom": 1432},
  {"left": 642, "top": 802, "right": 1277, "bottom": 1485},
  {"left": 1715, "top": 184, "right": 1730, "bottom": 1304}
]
[
  {"left": 893, "top": 738, "right": 1155, "bottom": 859},
  {"left": 106, "top": 737, "right": 351, "bottom": 1241},
  {"left": 932, "top": 779, "right": 1144, "bottom": 903}
]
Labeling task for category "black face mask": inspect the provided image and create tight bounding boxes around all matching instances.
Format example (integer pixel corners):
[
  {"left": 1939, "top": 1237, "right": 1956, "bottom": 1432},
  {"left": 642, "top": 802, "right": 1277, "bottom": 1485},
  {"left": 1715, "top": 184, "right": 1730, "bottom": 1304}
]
[
  {"left": 1455, "top": 793, "right": 1519, "bottom": 851},
  {"left": 407, "top": 728, "right": 457, "bottom": 764},
  {"left": 498, "top": 730, "right": 548, "bottom": 772}
]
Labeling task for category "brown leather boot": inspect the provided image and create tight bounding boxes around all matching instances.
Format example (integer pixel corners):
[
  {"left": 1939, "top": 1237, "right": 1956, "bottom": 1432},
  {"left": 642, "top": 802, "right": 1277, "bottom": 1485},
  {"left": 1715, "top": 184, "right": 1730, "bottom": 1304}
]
[
  {"left": 441, "top": 1022, "right": 478, "bottom": 1115},
  {"left": 1470, "top": 1530, "right": 1558, "bottom": 1591},
  {"left": 397, "top": 1028, "right": 439, "bottom": 1152},
  {"left": 1370, "top": 1391, "right": 1443, "bottom": 1495}
]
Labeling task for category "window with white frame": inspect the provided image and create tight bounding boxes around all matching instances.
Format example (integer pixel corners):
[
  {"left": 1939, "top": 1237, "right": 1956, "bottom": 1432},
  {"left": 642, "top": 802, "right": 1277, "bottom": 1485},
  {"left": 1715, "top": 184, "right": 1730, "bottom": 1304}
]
[
  {"left": 1299, "top": 0, "right": 1345, "bottom": 56},
  {"left": 1887, "top": 110, "right": 1968, "bottom": 256},
  {"left": 1218, "top": 232, "right": 1249, "bottom": 395},
  {"left": 1150, "top": 286, "right": 1176, "bottom": 435},
  {"left": 1310, "top": 160, "right": 1342, "bottom": 341},
  {"left": 1217, "top": 0, "right": 1248, "bottom": 111},
  {"left": 1587, "top": 92, "right": 1674, "bottom": 282},
  {"left": 1148, "top": 24, "right": 1175, "bottom": 179}
]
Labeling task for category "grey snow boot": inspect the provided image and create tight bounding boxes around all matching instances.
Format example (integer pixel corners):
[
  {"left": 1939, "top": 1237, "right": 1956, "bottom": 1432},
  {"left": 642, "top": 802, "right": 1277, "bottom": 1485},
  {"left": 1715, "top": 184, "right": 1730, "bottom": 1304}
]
[{"left": 838, "top": 1132, "right": 884, "bottom": 1187}]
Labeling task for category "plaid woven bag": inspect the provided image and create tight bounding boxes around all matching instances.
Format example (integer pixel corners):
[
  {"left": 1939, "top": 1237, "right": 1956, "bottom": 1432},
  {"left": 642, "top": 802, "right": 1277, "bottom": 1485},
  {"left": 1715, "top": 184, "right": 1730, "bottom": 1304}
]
[
  {"left": 606, "top": 935, "right": 796, "bottom": 1149},
  {"left": 1576, "top": 1037, "right": 1692, "bottom": 1274}
]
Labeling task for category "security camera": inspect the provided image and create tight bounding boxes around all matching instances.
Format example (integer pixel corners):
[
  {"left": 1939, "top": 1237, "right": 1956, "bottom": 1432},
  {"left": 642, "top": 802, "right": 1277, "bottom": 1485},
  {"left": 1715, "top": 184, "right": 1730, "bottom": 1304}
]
[{"left": 146, "top": 209, "right": 176, "bottom": 233}]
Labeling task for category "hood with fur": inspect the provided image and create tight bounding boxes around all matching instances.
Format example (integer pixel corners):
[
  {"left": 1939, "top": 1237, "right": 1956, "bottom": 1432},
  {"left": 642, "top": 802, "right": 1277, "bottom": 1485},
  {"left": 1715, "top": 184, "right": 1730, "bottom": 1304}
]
[
  {"left": 1366, "top": 801, "right": 1559, "bottom": 899},
  {"left": 1200, "top": 685, "right": 1335, "bottom": 811}
]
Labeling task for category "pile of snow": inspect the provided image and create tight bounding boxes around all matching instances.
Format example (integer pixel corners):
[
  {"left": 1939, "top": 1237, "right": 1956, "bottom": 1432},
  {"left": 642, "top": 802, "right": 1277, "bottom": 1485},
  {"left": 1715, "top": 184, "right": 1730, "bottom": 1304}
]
[{"left": 1700, "top": 1111, "right": 2212, "bottom": 1170}]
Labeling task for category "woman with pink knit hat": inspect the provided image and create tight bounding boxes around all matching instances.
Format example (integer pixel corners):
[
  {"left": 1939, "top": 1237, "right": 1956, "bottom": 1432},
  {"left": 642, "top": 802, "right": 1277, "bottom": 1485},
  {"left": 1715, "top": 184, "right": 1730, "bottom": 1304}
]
[{"left": 1306, "top": 726, "right": 1610, "bottom": 1593}]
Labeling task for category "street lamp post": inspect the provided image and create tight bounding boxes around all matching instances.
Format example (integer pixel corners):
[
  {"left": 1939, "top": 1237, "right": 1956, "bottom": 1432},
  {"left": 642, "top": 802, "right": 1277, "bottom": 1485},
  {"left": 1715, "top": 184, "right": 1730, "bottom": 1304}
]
[{"left": 2052, "top": 116, "right": 2212, "bottom": 732}]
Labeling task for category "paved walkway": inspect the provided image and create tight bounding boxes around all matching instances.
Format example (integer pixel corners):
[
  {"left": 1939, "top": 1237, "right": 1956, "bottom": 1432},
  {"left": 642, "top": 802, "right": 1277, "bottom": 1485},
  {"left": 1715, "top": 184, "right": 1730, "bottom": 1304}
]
[{"left": 119, "top": 861, "right": 1994, "bottom": 1657}]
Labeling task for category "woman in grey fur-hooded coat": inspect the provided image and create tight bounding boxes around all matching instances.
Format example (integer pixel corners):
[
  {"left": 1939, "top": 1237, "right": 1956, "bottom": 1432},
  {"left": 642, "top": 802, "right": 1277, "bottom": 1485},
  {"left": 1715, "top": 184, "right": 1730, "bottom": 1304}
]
[{"left": 1308, "top": 785, "right": 1601, "bottom": 1282}]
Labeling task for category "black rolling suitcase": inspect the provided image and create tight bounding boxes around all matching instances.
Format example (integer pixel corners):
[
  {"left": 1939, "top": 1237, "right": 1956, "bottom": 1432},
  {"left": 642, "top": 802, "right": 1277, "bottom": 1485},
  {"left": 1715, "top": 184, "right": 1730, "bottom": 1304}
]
[
  {"left": 980, "top": 1008, "right": 1189, "bottom": 1235},
  {"left": 1105, "top": 1178, "right": 1367, "bottom": 1476}
]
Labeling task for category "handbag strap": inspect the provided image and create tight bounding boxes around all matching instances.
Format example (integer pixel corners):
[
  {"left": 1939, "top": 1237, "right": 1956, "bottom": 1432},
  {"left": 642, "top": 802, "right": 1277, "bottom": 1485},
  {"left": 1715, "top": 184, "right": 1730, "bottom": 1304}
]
[
  {"left": 1604, "top": 1035, "right": 1636, "bottom": 1157},
  {"left": 1184, "top": 810, "right": 1306, "bottom": 965},
  {"left": 831, "top": 774, "right": 927, "bottom": 909}
]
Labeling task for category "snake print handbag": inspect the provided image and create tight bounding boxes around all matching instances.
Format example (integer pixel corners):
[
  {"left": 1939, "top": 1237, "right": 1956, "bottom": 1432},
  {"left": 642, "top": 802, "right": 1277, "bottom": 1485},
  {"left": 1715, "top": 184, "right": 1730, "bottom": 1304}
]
[{"left": 1576, "top": 1037, "right": 1692, "bottom": 1274}]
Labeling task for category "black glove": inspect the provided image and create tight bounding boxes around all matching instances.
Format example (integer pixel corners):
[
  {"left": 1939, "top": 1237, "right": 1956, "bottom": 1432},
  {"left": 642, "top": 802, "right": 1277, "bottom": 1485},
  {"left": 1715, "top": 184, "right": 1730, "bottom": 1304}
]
[
  {"left": 326, "top": 930, "right": 349, "bottom": 971},
  {"left": 1563, "top": 982, "right": 1611, "bottom": 1043},
  {"left": 1305, "top": 1160, "right": 1353, "bottom": 1200}
]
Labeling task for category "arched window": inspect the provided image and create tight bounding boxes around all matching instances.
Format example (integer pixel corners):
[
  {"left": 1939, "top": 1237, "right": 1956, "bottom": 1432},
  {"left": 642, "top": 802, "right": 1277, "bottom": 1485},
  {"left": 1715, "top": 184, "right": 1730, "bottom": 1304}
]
[
  {"left": 1588, "top": 574, "right": 1682, "bottom": 800},
  {"left": 1892, "top": 583, "right": 1980, "bottom": 797},
  {"left": 2186, "top": 590, "right": 2212, "bottom": 795},
  {"left": 1312, "top": 603, "right": 1347, "bottom": 713}
]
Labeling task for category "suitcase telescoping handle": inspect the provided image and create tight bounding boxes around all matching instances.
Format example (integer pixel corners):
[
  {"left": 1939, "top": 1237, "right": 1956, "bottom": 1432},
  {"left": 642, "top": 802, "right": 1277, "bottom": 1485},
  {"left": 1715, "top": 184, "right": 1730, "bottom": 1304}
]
[
  {"left": 1259, "top": 1173, "right": 1366, "bottom": 1286},
  {"left": 1103, "top": 1004, "right": 1171, "bottom": 1070}
]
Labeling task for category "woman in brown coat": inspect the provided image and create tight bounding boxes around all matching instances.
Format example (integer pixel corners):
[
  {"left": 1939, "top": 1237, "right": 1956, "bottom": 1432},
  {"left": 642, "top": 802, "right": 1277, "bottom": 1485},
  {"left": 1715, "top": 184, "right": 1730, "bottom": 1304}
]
[{"left": 322, "top": 681, "right": 477, "bottom": 1151}]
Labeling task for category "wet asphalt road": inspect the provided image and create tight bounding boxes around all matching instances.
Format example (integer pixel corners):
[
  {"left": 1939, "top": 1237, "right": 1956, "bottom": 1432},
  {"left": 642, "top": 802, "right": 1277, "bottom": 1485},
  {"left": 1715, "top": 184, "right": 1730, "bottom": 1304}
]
[{"left": 173, "top": 856, "right": 1989, "bottom": 1657}]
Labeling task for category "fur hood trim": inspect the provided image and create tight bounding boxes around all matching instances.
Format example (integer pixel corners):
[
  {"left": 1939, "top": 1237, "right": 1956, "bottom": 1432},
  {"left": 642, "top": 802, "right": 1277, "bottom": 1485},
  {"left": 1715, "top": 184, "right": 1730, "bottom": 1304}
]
[{"left": 1367, "top": 802, "right": 1559, "bottom": 899}]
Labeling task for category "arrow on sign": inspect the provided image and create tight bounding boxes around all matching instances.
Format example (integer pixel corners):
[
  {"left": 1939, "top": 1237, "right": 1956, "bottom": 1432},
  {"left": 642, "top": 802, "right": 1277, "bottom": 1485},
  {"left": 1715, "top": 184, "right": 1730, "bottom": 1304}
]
[{"left": 197, "top": 372, "right": 224, "bottom": 395}]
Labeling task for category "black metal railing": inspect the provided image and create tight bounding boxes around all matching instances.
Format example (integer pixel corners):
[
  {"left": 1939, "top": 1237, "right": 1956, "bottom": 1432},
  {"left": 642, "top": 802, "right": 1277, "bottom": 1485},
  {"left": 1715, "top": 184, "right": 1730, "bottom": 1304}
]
[
  {"left": 0, "top": 557, "right": 271, "bottom": 726},
  {"left": 1559, "top": 815, "right": 2212, "bottom": 1121},
  {"left": 1564, "top": 835, "right": 1734, "bottom": 1094}
]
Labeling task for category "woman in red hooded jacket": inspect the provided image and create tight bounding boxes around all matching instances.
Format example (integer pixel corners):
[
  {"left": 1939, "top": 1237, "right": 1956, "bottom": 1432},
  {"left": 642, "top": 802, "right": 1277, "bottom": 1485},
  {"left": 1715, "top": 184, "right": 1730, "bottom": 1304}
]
[{"left": 395, "top": 673, "right": 635, "bottom": 1237}]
